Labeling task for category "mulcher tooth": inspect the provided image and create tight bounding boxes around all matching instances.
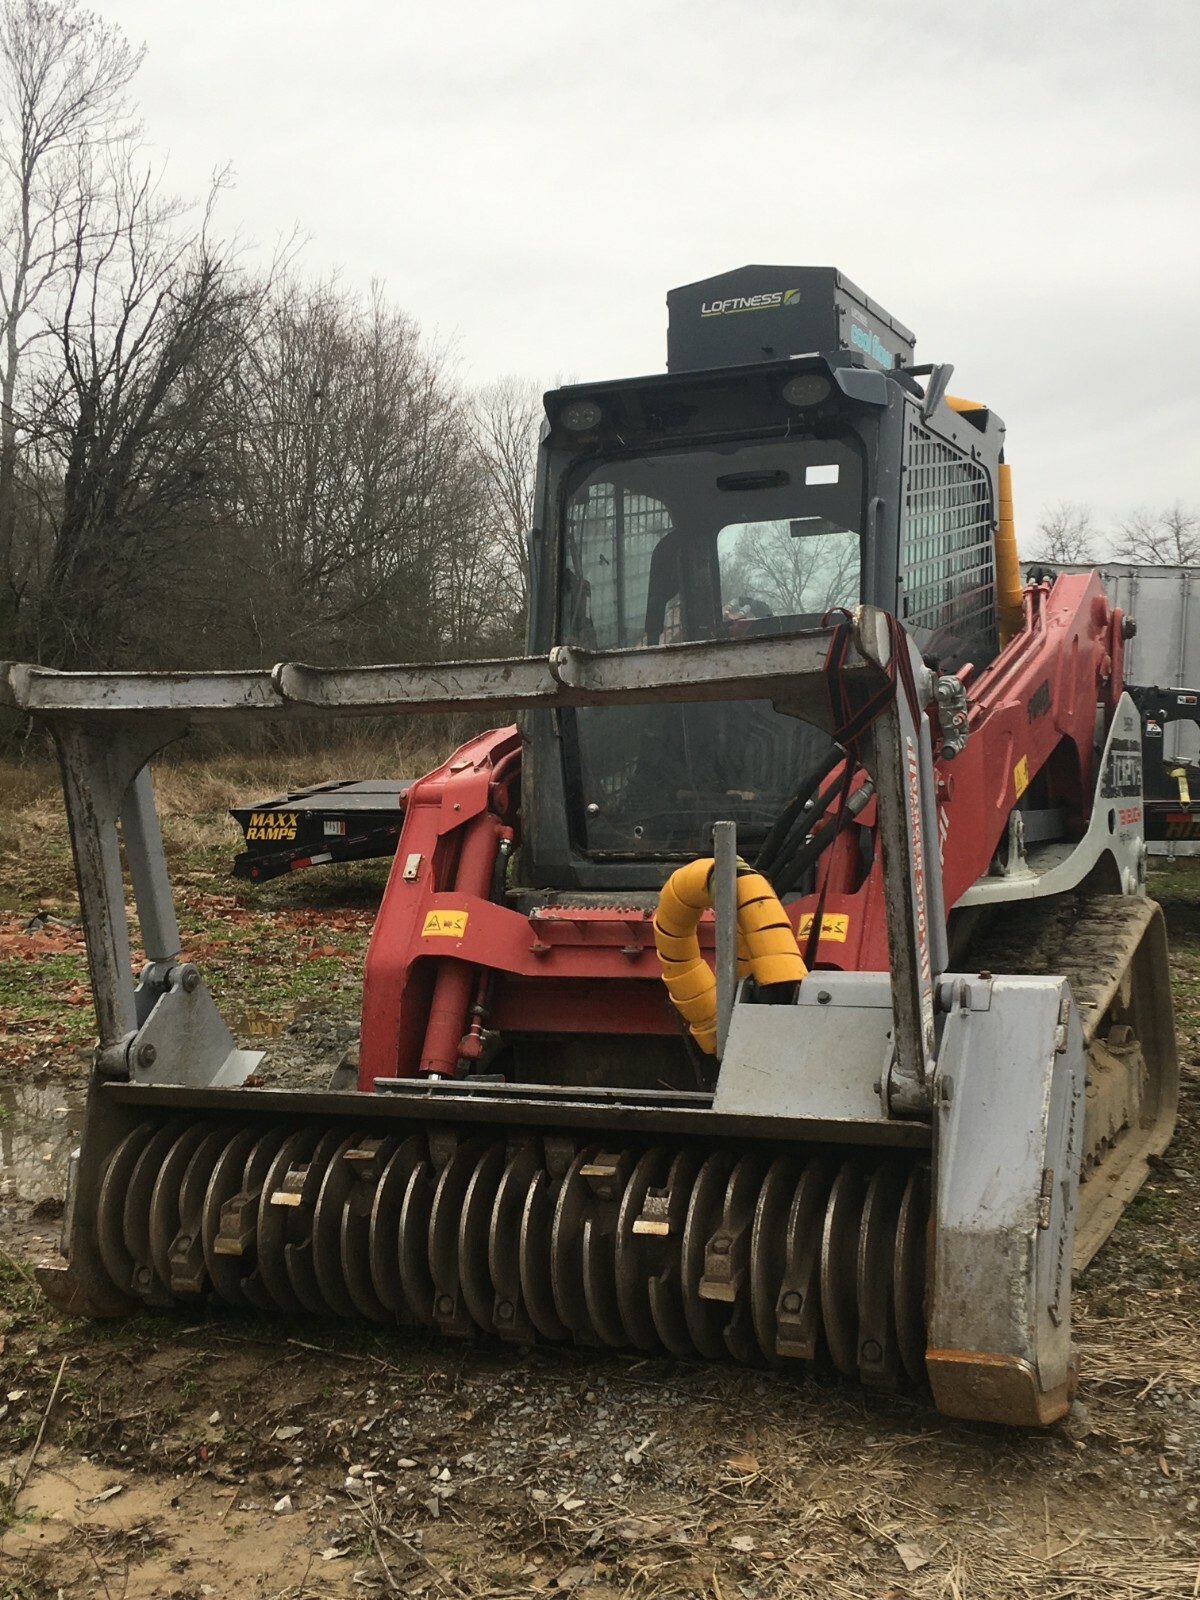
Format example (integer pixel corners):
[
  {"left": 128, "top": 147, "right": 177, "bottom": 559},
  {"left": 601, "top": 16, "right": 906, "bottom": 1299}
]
[
  {"left": 166, "top": 1128, "right": 227, "bottom": 1294},
  {"left": 579, "top": 1153, "right": 628, "bottom": 1198},
  {"left": 343, "top": 1137, "right": 391, "bottom": 1175},
  {"left": 146, "top": 1124, "right": 221, "bottom": 1297},
  {"left": 773, "top": 1159, "right": 833, "bottom": 1360},
  {"left": 278, "top": 1131, "right": 347, "bottom": 1315},
  {"left": 336, "top": 1135, "right": 395, "bottom": 1322},
  {"left": 632, "top": 1189, "right": 672, "bottom": 1236},
  {"left": 580, "top": 1149, "right": 634, "bottom": 1347},
  {"left": 213, "top": 1192, "right": 257, "bottom": 1256},
  {"left": 614, "top": 1147, "right": 671, "bottom": 1352},
  {"left": 856, "top": 1163, "right": 906, "bottom": 1388},
  {"left": 429, "top": 1136, "right": 490, "bottom": 1337},
  {"left": 699, "top": 1156, "right": 766, "bottom": 1305},
  {"left": 124, "top": 1123, "right": 187, "bottom": 1307},
  {"left": 488, "top": 1139, "right": 541, "bottom": 1343},
  {"left": 645, "top": 1148, "right": 704, "bottom": 1356},
  {"left": 269, "top": 1165, "right": 312, "bottom": 1208},
  {"left": 543, "top": 1136, "right": 577, "bottom": 1179},
  {"left": 551, "top": 1146, "right": 606, "bottom": 1344},
  {"left": 251, "top": 1129, "right": 323, "bottom": 1313},
  {"left": 166, "top": 1231, "right": 206, "bottom": 1294}
]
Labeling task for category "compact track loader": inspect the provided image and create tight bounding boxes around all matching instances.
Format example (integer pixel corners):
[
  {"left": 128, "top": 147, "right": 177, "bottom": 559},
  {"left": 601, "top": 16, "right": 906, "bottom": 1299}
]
[{"left": 1, "top": 266, "right": 1178, "bottom": 1426}]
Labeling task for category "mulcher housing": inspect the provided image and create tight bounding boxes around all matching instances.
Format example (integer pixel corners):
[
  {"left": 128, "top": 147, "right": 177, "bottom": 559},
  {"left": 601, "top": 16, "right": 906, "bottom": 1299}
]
[{"left": 0, "top": 266, "right": 1178, "bottom": 1427}]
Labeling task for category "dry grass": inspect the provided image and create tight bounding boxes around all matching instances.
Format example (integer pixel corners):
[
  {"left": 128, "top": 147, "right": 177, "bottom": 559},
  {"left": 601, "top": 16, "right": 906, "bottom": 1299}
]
[
  {"left": 0, "top": 733, "right": 452, "bottom": 879},
  {"left": 1078, "top": 1300, "right": 1200, "bottom": 1393},
  {"left": 0, "top": 753, "right": 63, "bottom": 814},
  {"left": 149, "top": 727, "right": 448, "bottom": 819}
]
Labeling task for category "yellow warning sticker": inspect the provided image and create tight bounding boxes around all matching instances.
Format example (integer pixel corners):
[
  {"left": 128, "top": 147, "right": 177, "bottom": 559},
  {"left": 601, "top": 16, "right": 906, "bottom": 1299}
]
[
  {"left": 797, "top": 912, "right": 850, "bottom": 943},
  {"left": 1013, "top": 755, "right": 1030, "bottom": 799},
  {"left": 421, "top": 909, "right": 469, "bottom": 938}
]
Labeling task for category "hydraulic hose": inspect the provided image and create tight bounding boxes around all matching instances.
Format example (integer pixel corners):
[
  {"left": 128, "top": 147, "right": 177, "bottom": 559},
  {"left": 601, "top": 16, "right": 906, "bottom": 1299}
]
[
  {"left": 772, "top": 774, "right": 877, "bottom": 899},
  {"left": 755, "top": 744, "right": 844, "bottom": 875},
  {"left": 653, "top": 857, "right": 807, "bottom": 1054},
  {"left": 762, "top": 770, "right": 845, "bottom": 889}
]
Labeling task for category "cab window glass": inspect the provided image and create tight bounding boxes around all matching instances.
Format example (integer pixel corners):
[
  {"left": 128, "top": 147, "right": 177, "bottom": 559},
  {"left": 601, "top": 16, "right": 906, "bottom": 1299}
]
[{"left": 717, "top": 516, "right": 859, "bottom": 624}]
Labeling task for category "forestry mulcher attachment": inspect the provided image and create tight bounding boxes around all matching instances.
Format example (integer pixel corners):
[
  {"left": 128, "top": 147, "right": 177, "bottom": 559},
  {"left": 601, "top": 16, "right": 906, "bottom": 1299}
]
[{"left": 2, "top": 266, "right": 1178, "bottom": 1426}]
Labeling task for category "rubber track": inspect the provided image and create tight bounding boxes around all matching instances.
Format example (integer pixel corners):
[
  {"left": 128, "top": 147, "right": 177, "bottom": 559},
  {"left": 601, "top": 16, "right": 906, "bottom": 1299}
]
[{"left": 964, "top": 890, "right": 1154, "bottom": 1046}]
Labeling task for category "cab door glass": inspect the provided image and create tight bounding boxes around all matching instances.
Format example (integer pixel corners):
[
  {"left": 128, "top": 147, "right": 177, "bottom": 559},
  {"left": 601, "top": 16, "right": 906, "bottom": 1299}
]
[{"left": 563, "top": 483, "right": 674, "bottom": 648}]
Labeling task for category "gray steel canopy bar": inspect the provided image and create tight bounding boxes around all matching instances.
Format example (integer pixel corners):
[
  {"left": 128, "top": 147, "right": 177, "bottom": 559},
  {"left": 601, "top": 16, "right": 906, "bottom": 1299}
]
[
  {"left": 1, "top": 622, "right": 888, "bottom": 731},
  {"left": 0, "top": 661, "right": 282, "bottom": 718}
]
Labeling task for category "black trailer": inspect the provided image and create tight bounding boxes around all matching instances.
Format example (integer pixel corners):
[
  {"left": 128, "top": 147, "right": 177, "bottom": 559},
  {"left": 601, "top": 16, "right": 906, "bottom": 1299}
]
[
  {"left": 230, "top": 779, "right": 412, "bottom": 881},
  {"left": 1128, "top": 687, "right": 1200, "bottom": 846}
]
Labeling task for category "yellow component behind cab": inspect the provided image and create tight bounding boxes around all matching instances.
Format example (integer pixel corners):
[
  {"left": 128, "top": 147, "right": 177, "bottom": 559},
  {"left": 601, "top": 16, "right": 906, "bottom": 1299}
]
[
  {"left": 944, "top": 396, "right": 1023, "bottom": 648},
  {"left": 995, "top": 462, "right": 1024, "bottom": 645}
]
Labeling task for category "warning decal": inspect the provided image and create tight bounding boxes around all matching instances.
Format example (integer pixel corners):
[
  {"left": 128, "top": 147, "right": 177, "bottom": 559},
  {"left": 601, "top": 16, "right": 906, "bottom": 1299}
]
[
  {"left": 1013, "top": 755, "right": 1030, "bottom": 799},
  {"left": 421, "top": 909, "right": 469, "bottom": 938},
  {"left": 796, "top": 912, "right": 850, "bottom": 943}
]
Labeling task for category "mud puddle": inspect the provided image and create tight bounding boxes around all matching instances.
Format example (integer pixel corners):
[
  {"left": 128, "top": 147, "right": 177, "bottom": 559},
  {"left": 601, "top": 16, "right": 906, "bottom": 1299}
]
[{"left": 0, "top": 1080, "right": 83, "bottom": 1203}]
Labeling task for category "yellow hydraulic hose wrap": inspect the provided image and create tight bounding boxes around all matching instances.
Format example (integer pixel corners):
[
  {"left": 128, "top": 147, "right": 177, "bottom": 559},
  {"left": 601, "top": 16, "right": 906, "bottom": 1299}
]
[
  {"left": 653, "top": 858, "right": 808, "bottom": 1054},
  {"left": 996, "top": 461, "right": 1024, "bottom": 645}
]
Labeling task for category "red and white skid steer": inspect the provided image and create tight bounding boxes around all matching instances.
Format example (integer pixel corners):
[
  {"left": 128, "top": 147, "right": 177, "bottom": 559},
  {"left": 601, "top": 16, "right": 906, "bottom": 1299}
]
[{"left": 1, "top": 266, "right": 1177, "bottom": 1426}]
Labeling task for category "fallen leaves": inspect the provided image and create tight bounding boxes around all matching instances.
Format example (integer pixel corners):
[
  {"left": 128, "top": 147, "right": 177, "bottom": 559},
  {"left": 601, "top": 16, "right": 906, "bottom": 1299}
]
[
  {"left": 892, "top": 1538, "right": 931, "bottom": 1574},
  {"left": 552, "top": 1564, "right": 593, "bottom": 1591},
  {"left": 611, "top": 1516, "right": 664, "bottom": 1543}
]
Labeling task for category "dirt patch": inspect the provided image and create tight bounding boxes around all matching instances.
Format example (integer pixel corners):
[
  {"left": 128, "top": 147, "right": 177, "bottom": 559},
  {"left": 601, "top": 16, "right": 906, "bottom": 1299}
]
[
  {"left": 2, "top": 1325, "right": 1198, "bottom": 1598},
  {"left": 5, "top": 1451, "right": 361, "bottom": 1598}
]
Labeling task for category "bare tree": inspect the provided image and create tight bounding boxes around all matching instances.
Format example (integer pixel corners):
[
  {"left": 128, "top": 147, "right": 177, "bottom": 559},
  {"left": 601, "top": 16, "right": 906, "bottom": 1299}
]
[
  {"left": 469, "top": 375, "right": 542, "bottom": 628},
  {"left": 1029, "top": 501, "right": 1098, "bottom": 566},
  {"left": 1113, "top": 505, "right": 1200, "bottom": 567},
  {"left": 18, "top": 153, "right": 269, "bottom": 668},
  {"left": 0, "top": 4, "right": 551, "bottom": 684},
  {"left": 0, "top": 0, "right": 143, "bottom": 649},
  {"left": 211, "top": 278, "right": 489, "bottom": 666}
]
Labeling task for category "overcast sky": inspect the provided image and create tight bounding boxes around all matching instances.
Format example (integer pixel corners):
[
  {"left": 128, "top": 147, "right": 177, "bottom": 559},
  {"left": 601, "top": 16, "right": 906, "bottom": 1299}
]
[{"left": 101, "top": 0, "right": 1198, "bottom": 549}]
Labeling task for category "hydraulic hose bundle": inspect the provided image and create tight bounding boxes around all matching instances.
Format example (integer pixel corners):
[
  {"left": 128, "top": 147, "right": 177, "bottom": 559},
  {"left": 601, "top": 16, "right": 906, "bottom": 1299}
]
[
  {"left": 754, "top": 744, "right": 875, "bottom": 900},
  {"left": 653, "top": 857, "right": 807, "bottom": 1053}
]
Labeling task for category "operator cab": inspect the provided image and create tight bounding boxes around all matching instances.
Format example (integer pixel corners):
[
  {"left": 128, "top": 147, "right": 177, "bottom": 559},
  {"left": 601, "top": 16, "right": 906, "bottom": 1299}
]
[{"left": 520, "top": 267, "right": 1006, "bottom": 889}]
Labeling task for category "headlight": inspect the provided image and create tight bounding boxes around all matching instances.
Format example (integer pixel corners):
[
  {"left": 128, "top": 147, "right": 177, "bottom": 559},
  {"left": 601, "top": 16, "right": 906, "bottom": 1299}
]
[
  {"left": 560, "top": 399, "right": 603, "bottom": 432},
  {"left": 781, "top": 373, "right": 831, "bottom": 408}
]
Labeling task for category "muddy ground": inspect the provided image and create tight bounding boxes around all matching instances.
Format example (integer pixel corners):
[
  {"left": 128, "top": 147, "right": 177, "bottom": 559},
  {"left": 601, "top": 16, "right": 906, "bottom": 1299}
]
[{"left": 1, "top": 768, "right": 1199, "bottom": 1598}]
